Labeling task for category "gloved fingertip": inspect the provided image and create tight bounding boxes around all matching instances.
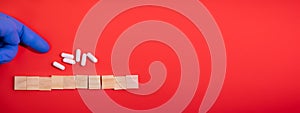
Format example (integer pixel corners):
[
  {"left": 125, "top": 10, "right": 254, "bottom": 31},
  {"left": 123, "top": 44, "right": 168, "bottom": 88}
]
[{"left": 35, "top": 40, "right": 50, "bottom": 53}]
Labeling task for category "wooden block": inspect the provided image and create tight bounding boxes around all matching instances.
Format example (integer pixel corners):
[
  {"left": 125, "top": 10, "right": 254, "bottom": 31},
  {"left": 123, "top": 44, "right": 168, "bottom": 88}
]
[
  {"left": 52, "top": 75, "right": 64, "bottom": 89},
  {"left": 114, "top": 76, "right": 126, "bottom": 90},
  {"left": 101, "top": 75, "right": 115, "bottom": 89},
  {"left": 88, "top": 75, "right": 101, "bottom": 89},
  {"left": 76, "top": 75, "right": 88, "bottom": 89},
  {"left": 63, "top": 76, "right": 76, "bottom": 89},
  {"left": 126, "top": 75, "right": 139, "bottom": 89},
  {"left": 26, "top": 76, "right": 39, "bottom": 90},
  {"left": 39, "top": 77, "right": 52, "bottom": 91},
  {"left": 14, "top": 76, "right": 27, "bottom": 90}
]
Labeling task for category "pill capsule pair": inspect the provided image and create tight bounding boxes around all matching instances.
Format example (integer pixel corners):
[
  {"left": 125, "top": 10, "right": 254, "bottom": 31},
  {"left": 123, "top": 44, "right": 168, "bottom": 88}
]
[{"left": 81, "top": 52, "right": 98, "bottom": 66}]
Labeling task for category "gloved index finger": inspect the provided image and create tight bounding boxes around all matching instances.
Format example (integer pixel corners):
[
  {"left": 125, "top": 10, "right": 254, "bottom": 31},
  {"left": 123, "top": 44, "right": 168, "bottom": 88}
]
[
  {"left": 0, "top": 12, "right": 50, "bottom": 53},
  {"left": 20, "top": 26, "right": 50, "bottom": 53}
]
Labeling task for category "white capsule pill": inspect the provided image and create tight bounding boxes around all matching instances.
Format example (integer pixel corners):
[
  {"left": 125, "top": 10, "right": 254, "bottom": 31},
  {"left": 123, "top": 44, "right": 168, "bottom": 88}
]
[
  {"left": 87, "top": 52, "right": 98, "bottom": 63},
  {"left": 81, "top": 53, "right": 87, "bottom": 66},
  {"left": 52, "top": 61, "right": 65, "bottom": 70},
  {"left": 61, "top": 52, "right": 74, "bottom": 59},
  {"left": 63, "top": 58, "right": 76, "bottom": 65},
  {"left": 75, "top": 49, "right": 81, "bottom": 62}
]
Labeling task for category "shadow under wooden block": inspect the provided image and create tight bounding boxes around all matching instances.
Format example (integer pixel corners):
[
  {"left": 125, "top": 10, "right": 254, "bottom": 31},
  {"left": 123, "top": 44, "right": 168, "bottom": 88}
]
[
  {"left": 114, "top": 76, "right": 126, "bottom": 90},
  {"left": 52, "top": 76, "right": 64, "bottom": 89},
  {"left": 102, "top": 75, "right": 115, "bottom": 89},
  {"left": 14, "top": 76, "right": 27, "bottom": 90},
  {"left": 76, "top": 75, "right": 88, "bottom": 89},
  {"left": 26, "top": 76, "right": 39, "bottom": 90},
  {"left": 39, "top": 77, "right": 52, "bottom": 91},
  {"left": 89, "top": 75, "right": 101, "bottom": 89},
  {"left": 126, "top": 75, "right": 139, "bottom": 89},
  {"left": 63, "top": 76, "right": 76, "bottom": 89}
]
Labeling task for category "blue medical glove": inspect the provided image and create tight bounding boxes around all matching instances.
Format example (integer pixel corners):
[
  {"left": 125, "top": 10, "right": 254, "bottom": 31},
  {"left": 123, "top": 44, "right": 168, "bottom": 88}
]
[{"left": 0, "top": 12, "right": 50, "bottom": 64}]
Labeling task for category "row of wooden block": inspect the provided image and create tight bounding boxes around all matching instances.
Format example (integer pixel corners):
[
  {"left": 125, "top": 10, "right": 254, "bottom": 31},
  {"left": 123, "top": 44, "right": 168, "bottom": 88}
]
[{"left": 14, "top": 75, "right": 138, "bottom": 91}]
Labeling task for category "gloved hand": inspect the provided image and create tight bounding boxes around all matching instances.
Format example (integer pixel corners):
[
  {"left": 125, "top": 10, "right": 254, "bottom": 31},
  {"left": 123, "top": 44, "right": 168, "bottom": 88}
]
[{"left": 0, "top": 12, "right": 50, "bottom": 64}]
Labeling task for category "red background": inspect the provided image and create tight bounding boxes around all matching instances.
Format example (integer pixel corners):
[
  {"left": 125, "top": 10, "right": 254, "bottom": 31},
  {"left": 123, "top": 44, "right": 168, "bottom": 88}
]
[{"left": 0, "top": 0, "right": 299, "bottom": 113}]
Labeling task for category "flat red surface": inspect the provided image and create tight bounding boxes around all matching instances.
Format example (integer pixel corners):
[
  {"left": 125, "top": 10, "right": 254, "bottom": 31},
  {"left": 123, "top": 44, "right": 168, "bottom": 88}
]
[{"left": 0, "top": 0, "right": 299, "bottom": 113}]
